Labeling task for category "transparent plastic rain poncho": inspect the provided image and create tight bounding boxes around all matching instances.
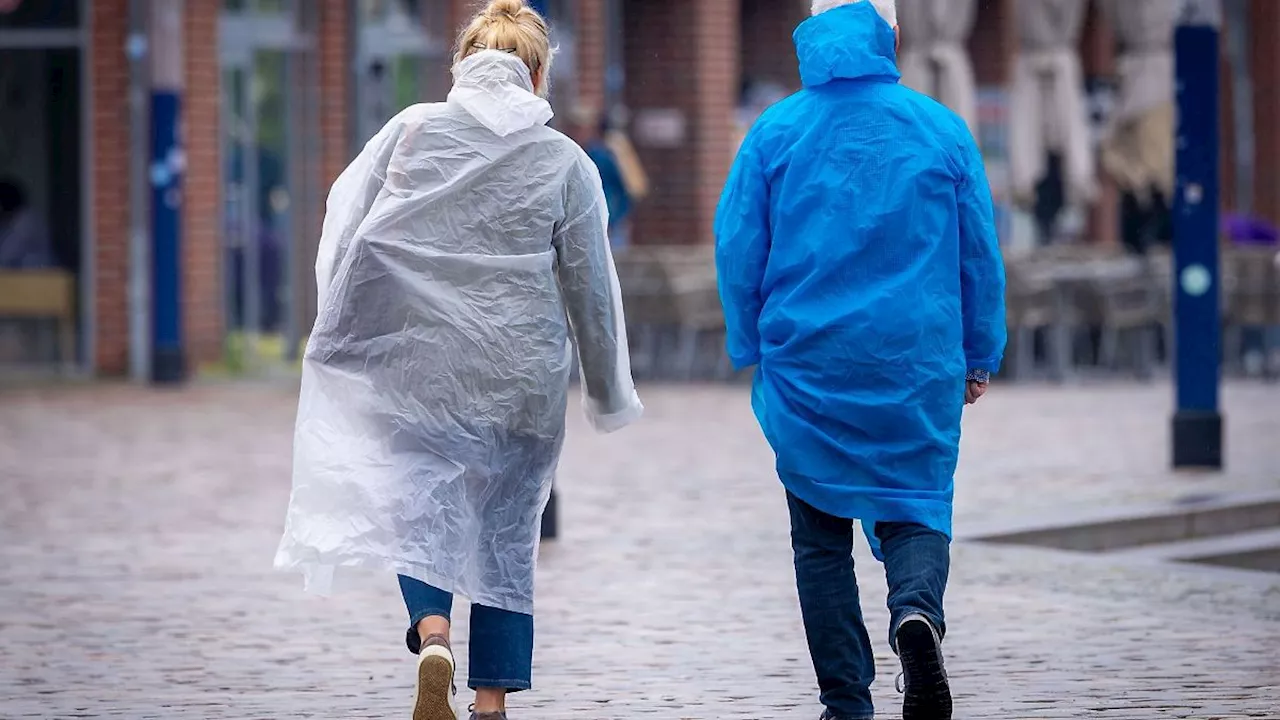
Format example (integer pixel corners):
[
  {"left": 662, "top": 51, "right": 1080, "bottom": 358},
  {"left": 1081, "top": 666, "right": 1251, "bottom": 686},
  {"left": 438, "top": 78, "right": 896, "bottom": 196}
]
[{"left": 274, "top": 51, "right": 643, "bottom": 614}]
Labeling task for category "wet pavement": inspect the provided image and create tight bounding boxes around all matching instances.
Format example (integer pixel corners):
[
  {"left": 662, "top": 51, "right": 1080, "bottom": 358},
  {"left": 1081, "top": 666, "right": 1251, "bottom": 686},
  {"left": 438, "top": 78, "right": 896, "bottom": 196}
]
[{"left": 1, "top": 380, "right": 1278, "bottom": 718}]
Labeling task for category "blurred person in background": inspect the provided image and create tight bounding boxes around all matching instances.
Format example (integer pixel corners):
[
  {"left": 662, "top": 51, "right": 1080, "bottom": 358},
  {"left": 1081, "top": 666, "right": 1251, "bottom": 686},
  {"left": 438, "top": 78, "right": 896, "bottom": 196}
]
[
  {"left": 0, "top": 177, "right": 53, "bottom": 269},
  {"left": 273, "top": 2, "right": 643, "bottom": 719},
  {"left": 715, "top": 1, "right": 1006, "bottom": 719},
  {"left": 579, "top": 106, "right": 648, "bottom": 250}
]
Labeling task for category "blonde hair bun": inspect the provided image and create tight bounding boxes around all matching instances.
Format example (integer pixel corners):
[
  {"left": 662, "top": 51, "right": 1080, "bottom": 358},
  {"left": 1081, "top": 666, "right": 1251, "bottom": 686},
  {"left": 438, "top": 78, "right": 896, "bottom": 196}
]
[
  {"left": 483, "top": 0, "right": 527, "bottom": 18},
  {"left": 455, "top": 0, "right": 554, "bottom": 96}
]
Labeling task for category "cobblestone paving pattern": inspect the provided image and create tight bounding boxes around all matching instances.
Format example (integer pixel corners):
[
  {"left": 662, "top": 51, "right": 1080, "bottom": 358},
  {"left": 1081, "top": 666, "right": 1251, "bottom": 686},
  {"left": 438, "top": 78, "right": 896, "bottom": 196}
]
[{"left": 1, "top": 381, "right": 1278, "bottom": 718}]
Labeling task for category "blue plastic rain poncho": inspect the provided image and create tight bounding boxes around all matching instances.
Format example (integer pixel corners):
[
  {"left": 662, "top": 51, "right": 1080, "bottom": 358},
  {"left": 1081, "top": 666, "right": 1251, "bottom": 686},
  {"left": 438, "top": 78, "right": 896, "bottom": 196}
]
[{"left": 715, "top": 2, "right": 1006, "bottom": 556}]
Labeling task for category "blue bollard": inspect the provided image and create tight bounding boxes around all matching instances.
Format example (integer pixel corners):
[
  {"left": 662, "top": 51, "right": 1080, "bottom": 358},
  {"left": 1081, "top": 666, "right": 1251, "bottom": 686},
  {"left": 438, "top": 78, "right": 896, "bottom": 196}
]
[{"left": 1170, "top": 1, "right": 1224, "bottom": 469}]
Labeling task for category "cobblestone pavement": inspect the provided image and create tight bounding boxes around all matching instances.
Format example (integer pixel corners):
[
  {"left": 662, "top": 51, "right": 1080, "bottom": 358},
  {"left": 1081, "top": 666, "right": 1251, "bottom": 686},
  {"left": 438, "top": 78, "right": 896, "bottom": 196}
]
[{"left": 1, "top": 380, "right": 1278, "bottom": 719}]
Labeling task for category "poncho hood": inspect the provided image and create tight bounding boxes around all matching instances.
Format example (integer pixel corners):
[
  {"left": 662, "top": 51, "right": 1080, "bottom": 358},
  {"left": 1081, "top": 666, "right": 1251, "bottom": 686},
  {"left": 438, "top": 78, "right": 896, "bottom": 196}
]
[
  {"left": 795, "top": 1, "right": 901, "bottom": 88},
  {"left": 448, "top": 50, "right": 553, "bottom": 137}
]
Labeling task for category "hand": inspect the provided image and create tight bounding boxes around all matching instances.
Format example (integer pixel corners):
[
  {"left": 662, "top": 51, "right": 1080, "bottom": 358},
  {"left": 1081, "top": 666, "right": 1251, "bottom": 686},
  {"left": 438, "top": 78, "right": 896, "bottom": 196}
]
[{"left": 964, "top": 381, "right": 988, "bottom": 405}]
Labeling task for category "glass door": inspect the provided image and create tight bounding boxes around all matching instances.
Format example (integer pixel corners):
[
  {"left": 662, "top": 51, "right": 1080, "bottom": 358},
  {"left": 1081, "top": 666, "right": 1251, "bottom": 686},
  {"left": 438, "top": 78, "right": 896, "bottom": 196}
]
[
  {"left": 354, "top": 0, "right": 448, "bottom": 146},
  {"left": 219, "top": 0, "right": 314, "bottom": 372},
  {"left": 0, "top": 0, "right": 86, "bottom": 375}
]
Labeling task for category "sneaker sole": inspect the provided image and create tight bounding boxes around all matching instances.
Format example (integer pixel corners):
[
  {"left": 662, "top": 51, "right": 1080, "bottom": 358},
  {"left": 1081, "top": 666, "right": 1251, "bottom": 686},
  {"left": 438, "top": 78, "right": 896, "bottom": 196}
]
[
  {"left": 898, "top": 621, "right": 952, "bottom": 720},
  {"left": 413, "top": 646, "right": 456, "bottom": 720}
]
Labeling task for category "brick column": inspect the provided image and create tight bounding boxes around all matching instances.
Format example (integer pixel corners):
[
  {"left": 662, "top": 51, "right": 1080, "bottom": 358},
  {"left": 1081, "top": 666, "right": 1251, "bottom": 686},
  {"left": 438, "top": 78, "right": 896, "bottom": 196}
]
[
  {"left": 740, "top": 0, "right": 807, "bottom": 92},
  {"left": 291, "top": 0, "right": 352, "bottom": 333},
  {"left": 1219, "top": 6, "right": 1236, "bottom": 213},
  {"left": 91, "top": 0, "right": 131, "bottom": 375},
  {"left": 1251, "top": 0, "right": 1280, "bottom": 227},
  {"left": 317, "top": 0, "right": 351, "bottom": 187},
  {"left": 740, "top": 0, "right": 806, "bottom": 91},
  {"left": 183, "top": 0, "right": 223, "bottom": 368},
  {"left": 624, "top": 0, "right": 740, "bottom": 246},
  {"left": 969, "top": 0, "right": 1016, "bottom": 87},
  {"left": 574, "top": 0, "right": 607, "bottom": 115},
  {"left": 447, "top": 0, "right": 475, "bottom": 54}
]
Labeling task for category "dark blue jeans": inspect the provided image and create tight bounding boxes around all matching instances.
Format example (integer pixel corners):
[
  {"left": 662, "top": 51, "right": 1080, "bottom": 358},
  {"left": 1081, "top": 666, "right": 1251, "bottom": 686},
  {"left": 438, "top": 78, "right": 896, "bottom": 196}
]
[
  {"left": 786, "top": 492, "right": 950, "bottom": 720},
  {"left": 398, "top": 575, "right": 534, "bottom": 692}
]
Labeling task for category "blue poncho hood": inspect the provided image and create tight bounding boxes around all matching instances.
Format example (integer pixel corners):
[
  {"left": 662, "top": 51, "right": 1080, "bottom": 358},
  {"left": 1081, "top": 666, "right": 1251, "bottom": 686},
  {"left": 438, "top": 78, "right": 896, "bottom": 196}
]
[{"left": 795, "top": 2, "right": 901, "bottom": 88}]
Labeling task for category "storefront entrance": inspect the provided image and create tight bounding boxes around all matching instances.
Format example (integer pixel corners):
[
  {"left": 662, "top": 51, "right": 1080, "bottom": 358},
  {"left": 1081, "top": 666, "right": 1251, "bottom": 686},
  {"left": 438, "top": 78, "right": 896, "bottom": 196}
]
[
  {"left": 353, "top": 0, "right": 450, "bottom": 146},
  {"left": 0, "top": 0, "right": 88, "bottom": 375},
  {"left": 218, "top": 0, "right": 318, "bottom": 370}
]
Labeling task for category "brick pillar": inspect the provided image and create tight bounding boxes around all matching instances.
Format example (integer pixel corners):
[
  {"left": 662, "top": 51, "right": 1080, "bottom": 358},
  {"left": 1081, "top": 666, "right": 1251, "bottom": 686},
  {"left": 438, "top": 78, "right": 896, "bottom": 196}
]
[
  {"left": 317, "top": 0, "right": 351, "bottom": 187},
  {"left": 741, "top": 0, "right": 807, "bottom": 92},
  {"left": 1219, "top": 5, "right": 1236, "bottom": 214},
  {"left": 624, "top": 0, "right": 740, "bottom": 246},
  {"left": 447, "top": 0, "right": 475, "bottom": 54},
  {"left": 969, "top": 0, "right": 1016, "bottom": 86},
  {"left": 1251, "top": 0, "right": 1280, "bottom": 227},
  {"left": 1081, "top": 0, "right": 1118, "bottom": 248},
  {"left": 183, "top": 0, "right": 223, "bottom": 368},
  {"left": 574, "top": 0, "right": 607, "bottom": 115},
  {"left": 91, "top": 0, "right": 130, "bottom": 375}
]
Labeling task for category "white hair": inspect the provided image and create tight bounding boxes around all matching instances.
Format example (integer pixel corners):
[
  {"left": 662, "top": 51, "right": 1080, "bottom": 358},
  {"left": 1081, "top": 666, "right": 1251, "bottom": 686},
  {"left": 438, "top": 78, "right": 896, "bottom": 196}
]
[{"left": 811, "top": 0, "right": 897, "bottom": 27}]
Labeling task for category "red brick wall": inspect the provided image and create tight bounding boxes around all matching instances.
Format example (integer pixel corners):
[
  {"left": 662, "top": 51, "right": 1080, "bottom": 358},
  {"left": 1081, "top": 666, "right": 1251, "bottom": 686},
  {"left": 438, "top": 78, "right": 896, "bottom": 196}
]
[
  {"left": 574, "top": 0, "right": 607, "bottom": 115},
  {"left": 1251, "top": 0, "right": 1280, "bottom": 227},
  {"left": 317, "top": 0, "right": 351, "bottom": 190},
  {"left": 970, "top": 0, "right": 1016, "bottom": 86},
  {"left": 692, "top": 0, "right": 740, "bottom": 246},
  {"left": 623, "top": 0, "right": 740, "bottom": 246},
  {"left": 1220, "top": 9, "right": 1236, "bottom": 214},
  {"left": 740, "top": 0, "right": 806, "bottom": 92},
  {"left": 91, "top": 0, "right": 130, "bottom": 375},
  {"left": 183, "top": 0, "right": 222, "bottom": 368}
]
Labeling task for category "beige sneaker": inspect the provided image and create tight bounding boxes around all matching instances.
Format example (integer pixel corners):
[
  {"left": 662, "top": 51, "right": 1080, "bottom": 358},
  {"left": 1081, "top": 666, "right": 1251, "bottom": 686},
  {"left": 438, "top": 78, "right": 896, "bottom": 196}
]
[{"left": 413, "top": 634, "right": 457, "bottom": 720}]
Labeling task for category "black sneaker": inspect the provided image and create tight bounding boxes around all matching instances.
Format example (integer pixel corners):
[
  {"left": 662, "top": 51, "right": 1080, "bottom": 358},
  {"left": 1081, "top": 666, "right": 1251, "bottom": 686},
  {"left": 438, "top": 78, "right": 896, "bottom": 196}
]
[{"left": 894, "top": 614, "right": 952, "bottom": 720}]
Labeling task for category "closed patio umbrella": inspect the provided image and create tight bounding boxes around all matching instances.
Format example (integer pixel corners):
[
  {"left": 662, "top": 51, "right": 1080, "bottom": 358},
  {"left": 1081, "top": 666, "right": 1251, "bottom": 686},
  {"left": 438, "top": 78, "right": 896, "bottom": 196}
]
[
  {"left": 1099, "top": 0, "right": 1179, "bottom": 202},
  {"left": 897, "top": 0, "right": 979, "bottom": 133},
  {"left": 1010, "top": 0, "right": 1097, "bottom": 211}
]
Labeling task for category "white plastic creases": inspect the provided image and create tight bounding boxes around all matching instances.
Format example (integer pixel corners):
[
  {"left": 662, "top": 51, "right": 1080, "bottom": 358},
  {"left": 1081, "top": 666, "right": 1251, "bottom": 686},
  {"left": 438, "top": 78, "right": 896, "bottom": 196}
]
[{"left": 275, "top": 51, "right": 642, "bottom": 614}]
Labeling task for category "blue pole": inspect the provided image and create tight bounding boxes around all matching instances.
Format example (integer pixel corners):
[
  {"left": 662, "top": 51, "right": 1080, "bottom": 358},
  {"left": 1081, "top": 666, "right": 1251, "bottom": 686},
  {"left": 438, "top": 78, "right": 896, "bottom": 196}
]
[
  {"left": 149, "top": 1, "right": 186, "bottom": 384},
  {"left": 1171, "top": 1, "right": 1223, "bottom": 469}
]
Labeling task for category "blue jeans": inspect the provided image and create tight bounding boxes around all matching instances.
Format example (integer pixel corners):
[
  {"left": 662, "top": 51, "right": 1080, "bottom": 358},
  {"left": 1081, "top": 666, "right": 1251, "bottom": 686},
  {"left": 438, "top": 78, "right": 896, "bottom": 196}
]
[
  {"left": 786, "top": 492, "right": 950, "bottom": 720},
  {"left": 398, "top": 575, "right": 534, "bottom": 692}
]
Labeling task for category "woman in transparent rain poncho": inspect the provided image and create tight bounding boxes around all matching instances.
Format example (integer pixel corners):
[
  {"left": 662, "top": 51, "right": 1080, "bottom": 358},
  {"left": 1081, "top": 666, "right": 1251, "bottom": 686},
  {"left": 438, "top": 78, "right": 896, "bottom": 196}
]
[{"left": 273, "top": 2, "right": 642, "bottom": 718}]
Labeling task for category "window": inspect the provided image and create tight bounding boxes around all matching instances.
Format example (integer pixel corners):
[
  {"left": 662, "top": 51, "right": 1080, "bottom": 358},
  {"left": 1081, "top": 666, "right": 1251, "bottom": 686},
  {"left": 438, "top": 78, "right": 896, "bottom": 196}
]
[{"left": 0, "top": 0, "right": 80, "bottom": 29}]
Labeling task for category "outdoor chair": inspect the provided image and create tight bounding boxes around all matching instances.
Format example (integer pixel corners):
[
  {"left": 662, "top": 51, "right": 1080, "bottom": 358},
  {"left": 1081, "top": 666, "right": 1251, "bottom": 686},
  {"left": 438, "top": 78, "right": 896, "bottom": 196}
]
[
  {"left": 659, "top": 251, "right": 728, "bottom": 380},
  {"left": 615, "top": 245, "right": 729, "bottom": 381},
  {"left": 1003, "top": 258, "right": 1059, "bottom": 380},
  {"left": 614, "top": 247, "right": 678, "bottom": 379},
  {"left": 1223, "top": 247, "right": 1280, "bottom": 379},
  {"left": 0, "top": 269, "right": 77, "bottom": 371},
  {"left": 1082, "top": 261, "right": 1163, "bottom": 378}
]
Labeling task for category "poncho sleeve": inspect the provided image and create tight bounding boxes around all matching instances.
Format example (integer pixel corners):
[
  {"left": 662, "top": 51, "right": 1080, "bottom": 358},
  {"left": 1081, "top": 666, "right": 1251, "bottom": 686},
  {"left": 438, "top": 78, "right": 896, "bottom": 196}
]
[
  {"left": 714, "top": 126, "right": 771, "bottom": 370},
  {"left": 954, "top": 125, "right": 1008, "bottom": 373},
  {"left": 314, "top": 117, "right": 405, "bottom": 310},
  {"left": 553, "top": 151, "right": 643, "bottom": 433}
]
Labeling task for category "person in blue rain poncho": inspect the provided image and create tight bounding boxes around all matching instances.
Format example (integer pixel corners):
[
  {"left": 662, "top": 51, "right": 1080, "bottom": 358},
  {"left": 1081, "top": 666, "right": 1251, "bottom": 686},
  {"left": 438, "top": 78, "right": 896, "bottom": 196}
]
[{"left": 714, "top": 1, "right": 1006, "bottom": 719}]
